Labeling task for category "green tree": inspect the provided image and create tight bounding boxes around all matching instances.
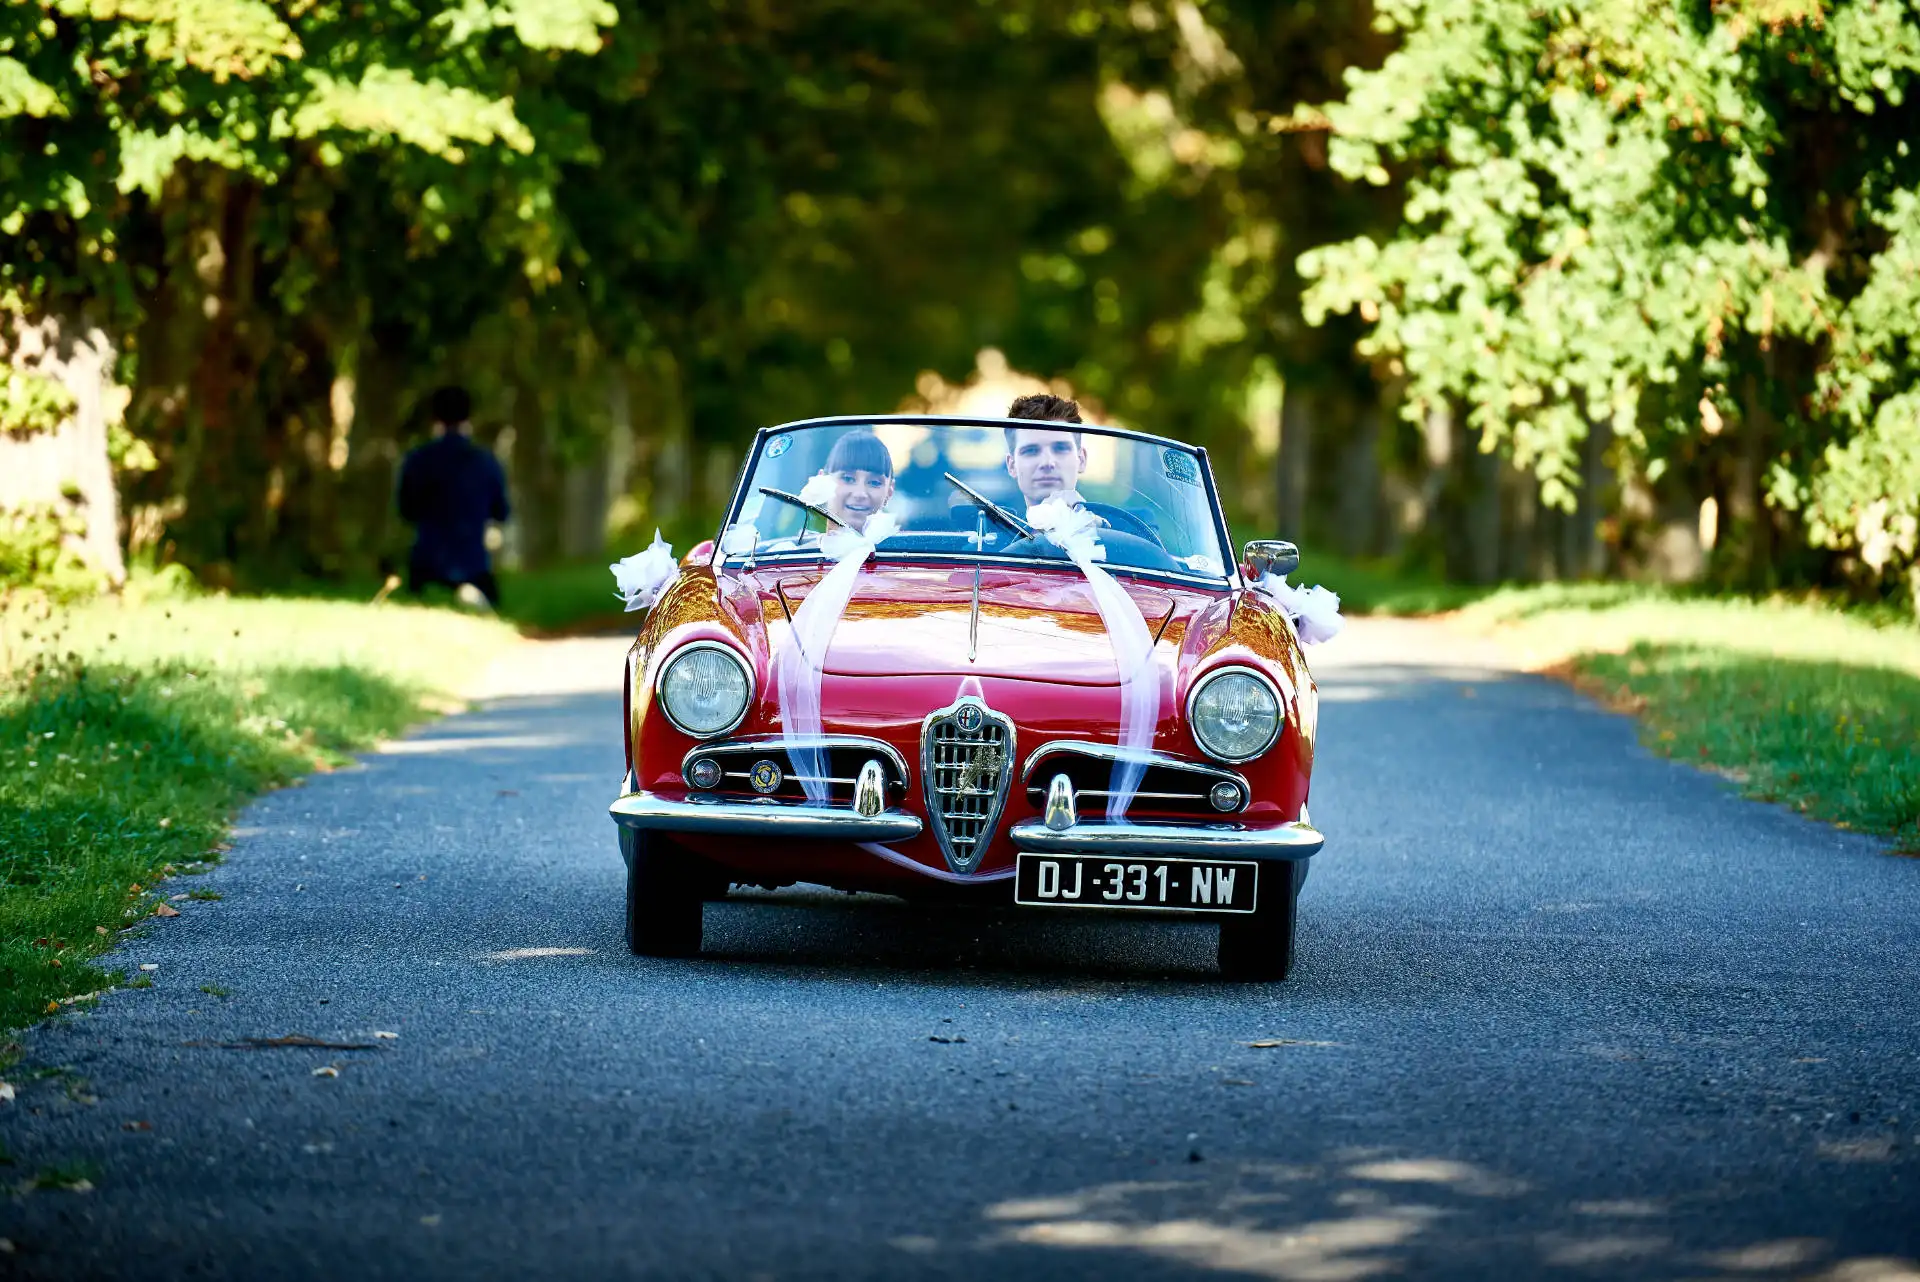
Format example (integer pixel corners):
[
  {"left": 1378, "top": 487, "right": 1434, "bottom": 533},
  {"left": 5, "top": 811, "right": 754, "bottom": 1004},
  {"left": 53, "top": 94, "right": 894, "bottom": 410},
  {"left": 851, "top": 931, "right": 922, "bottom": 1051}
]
[
  {"left": 2, "top": 0, "right": 616, "bottom": 580},
  {"left": 1296, "top": 0, "right": 1920, "bottom": 598}
]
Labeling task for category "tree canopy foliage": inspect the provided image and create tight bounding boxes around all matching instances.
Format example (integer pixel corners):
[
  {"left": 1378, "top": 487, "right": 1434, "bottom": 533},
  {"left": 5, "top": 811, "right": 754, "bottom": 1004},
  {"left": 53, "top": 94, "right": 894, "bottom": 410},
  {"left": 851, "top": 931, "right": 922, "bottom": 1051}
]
[
  {"left": 1297, "top": 0, "right": 1920, "bottom": 594},
  {"left": 4, "top": 0, "right": 1919, "bottom": 606}
]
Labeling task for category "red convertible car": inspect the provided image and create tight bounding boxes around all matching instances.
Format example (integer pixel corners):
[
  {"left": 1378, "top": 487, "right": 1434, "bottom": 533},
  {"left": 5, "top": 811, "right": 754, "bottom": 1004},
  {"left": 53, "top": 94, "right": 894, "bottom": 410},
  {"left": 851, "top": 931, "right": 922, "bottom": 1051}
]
[{"left": 610, "top": 416, "right": 1324, "bottom": 979}]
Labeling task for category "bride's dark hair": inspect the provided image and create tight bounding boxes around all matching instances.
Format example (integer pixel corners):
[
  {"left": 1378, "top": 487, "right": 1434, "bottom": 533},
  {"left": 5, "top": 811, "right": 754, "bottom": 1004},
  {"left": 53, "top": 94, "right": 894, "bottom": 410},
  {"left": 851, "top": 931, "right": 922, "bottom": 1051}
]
[{"left": 825, "top": 429, "right": 894, "bottom": 477}]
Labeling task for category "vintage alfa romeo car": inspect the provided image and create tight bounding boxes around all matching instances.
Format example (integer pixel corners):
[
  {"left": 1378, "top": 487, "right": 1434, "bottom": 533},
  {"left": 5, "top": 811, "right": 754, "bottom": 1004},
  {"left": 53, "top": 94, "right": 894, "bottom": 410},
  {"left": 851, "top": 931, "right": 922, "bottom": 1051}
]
[{"left": 610, "top": 416, "right": 1324, "bottom": 979}]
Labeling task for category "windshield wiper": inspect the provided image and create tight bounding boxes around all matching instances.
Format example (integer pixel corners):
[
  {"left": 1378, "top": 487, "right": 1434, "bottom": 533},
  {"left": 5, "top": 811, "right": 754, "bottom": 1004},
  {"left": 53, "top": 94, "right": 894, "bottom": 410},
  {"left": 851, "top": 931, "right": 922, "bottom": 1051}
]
[
  {"left": 944, "top": 472, "right": 1033, "bottom": 540},
  {"left": 758, "top": 486, "right": 847, "bottom": 531}
]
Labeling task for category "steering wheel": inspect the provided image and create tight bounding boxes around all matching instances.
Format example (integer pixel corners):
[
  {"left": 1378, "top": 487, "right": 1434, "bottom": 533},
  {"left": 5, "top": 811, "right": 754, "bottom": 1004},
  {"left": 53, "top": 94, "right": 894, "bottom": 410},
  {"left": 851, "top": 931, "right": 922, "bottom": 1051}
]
[
  {"left": 998, "top": 528, "right": 1183, "bottom": 574},
  {"left": 1082, "top": 502, "right": 1162, "bottom": 546}
]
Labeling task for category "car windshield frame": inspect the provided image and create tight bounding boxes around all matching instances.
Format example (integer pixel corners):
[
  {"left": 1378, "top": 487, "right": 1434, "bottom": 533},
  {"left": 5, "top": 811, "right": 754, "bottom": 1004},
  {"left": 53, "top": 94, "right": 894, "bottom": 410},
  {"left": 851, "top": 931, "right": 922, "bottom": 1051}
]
[{"left": 710, "top": 415, "right": 1242, "bottom": 590}]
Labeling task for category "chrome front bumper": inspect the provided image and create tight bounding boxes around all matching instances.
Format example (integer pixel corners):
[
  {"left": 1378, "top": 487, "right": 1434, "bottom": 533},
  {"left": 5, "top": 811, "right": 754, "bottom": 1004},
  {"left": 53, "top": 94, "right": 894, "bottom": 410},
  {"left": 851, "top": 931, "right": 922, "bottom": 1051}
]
[
  {"left": 609, "top": 790, "right": 923, "bottom": 843},
  {"left": 609, "top": 791, "right": 1319, "bottom": 861},
  {"left": 1008, "top": 817, "right": 1324, "bottom": 861}
]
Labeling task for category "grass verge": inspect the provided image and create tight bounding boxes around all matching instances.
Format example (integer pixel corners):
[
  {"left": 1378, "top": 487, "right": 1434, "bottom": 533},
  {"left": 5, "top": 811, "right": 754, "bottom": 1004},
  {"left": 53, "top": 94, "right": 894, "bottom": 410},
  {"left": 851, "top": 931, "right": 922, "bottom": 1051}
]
[
  {"left": 223, "top": 560, "right": 635, "bottom": 637},
  {"left": 0, "top": 592, "right": 515, "bottom": 1030},
  {"left": 1293, "top": 553, "right": 1494, "bottom": 616},
  {"left": 1445, "top": 587, "right": 1920, "bottom": 852},
  {"left": 495, "top": 561, "right": 631, "bottom": 635}
]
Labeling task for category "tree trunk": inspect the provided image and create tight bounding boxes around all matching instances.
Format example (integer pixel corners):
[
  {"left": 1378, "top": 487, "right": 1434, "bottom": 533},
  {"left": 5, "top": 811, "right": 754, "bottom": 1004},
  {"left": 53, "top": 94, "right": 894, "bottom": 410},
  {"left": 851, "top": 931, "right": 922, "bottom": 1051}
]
[
  {"left": 0, "top": 314, "right": 128, "bottom": 584},
  {"left": 340, "top": 330, "right": 410, "bottom": 578},
  {"left": 1502, "top": 462, "right": 1544, "bottom": 583},
  {"left": 508, "top": 370, "right": 564, "bottom": 571},
  {"left": 652, "top": 354, "right": 692, "bottom": 537},
  {"left": 1558, "top": 416, "right": 1612, "bottom": 578},
  {"left": 1441, "top": 413, "right": 1503, "bottom": 585},
  {"left": 1335, "top": 398, "right": 1381, "bottom": 558},
  {"left": 1274, "top": 384, "right": 1313, "bottom": 541},
  {"left": 1734, "top": 366, "right": 1776, "bottom": 590}
]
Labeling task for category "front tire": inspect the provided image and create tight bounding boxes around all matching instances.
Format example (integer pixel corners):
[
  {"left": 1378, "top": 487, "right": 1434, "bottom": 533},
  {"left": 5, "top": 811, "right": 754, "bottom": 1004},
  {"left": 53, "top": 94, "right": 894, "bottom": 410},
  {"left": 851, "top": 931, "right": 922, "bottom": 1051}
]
[
  {"left": 1217, "top": 861, "right": 1304, "bottom": 981},
  {"left": 624, "top": 829, "right": 704, "bottom": 958}
]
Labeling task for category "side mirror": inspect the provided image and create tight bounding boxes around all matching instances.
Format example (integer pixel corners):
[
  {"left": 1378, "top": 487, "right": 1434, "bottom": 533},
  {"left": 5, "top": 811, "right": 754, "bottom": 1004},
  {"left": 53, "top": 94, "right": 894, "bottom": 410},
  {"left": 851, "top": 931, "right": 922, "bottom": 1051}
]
[{"left": 1243, "top": 539, "right": 1299, "bottom": 580}]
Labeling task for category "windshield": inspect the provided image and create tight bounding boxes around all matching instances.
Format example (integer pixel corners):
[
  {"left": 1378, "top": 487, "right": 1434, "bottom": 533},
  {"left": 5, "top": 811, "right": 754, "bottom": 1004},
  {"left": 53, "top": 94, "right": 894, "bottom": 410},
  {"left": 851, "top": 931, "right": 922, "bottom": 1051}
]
[{"left": 718, "top": 420, "right": 1231, "bottom": 580}]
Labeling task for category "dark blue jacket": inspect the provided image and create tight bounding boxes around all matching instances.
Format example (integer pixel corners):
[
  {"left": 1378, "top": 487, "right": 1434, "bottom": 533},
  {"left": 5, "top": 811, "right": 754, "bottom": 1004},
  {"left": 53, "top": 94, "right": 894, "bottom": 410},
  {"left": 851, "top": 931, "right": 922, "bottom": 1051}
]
[{"left": 398, "top": 433, "right": 510, "bottom": 581}]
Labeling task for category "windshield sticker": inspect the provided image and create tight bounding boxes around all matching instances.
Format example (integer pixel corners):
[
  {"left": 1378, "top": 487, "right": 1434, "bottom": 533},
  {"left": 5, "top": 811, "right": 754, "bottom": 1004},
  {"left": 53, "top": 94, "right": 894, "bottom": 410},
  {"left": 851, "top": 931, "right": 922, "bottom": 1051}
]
[
  {"left": 765, "top": 433, "right": 793, "bottom": 459},
  {"left": 1162, "top": 448, "right": 1199, "bottom": 485}
]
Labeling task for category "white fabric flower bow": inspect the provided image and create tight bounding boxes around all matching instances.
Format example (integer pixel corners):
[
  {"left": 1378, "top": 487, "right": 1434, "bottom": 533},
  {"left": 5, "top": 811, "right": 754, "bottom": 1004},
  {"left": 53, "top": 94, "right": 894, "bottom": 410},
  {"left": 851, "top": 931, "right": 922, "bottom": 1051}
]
[
  {"left": 1025, "top": 495, "right": 1107, "bottom": 563},
  {"left": 797, "top": 472, "right": 836, "bottom": 509},
  {"left": 1252, "top": 573, "right": 1345, "bottom": 645},
  {"left": 610, "top": 530, "right": 677, "bottom": 613},
  {"left": 818, "top": 510, "right": 900, "bottom": 561}
]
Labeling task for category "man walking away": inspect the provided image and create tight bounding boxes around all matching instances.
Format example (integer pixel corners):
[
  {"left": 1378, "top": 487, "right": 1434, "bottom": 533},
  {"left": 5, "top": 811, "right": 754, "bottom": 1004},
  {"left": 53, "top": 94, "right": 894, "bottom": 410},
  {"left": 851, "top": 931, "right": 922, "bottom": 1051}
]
[{"left": 397, "top": 386, "right": 509, "bottom": 608}]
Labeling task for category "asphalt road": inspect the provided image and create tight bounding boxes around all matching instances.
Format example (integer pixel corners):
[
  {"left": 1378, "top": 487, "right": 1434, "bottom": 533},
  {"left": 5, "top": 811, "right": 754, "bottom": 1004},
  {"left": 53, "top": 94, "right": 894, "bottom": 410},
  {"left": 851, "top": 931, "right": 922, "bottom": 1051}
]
[{"left": 4, "top": 622, "right": 1918, "bottom": 1281}]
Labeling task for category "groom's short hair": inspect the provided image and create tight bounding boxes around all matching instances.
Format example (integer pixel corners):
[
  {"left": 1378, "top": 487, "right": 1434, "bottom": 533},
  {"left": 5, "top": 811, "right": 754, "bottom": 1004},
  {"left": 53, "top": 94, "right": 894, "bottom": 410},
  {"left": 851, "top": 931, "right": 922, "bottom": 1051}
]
[{"left": 1004, "top": 394, "right": 1084, "bottom": 450}]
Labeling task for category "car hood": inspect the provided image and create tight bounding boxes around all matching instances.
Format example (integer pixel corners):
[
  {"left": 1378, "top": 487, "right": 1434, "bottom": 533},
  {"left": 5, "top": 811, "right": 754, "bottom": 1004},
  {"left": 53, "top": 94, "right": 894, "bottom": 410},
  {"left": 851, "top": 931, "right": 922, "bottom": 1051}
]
[{"left": 748, "top": 564, "right": 1219, "bottom": 686}]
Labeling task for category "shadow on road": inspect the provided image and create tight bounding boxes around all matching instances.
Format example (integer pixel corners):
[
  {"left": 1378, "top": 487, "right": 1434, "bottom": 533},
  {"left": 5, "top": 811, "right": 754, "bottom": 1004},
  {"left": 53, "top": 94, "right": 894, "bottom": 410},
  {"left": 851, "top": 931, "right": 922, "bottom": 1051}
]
[
  {"left": 970, "top": 1153, "right": 1920, "bottom": 1282},
  {"left": 695, "top": 888, "right": 1227, "bottom": 986}
]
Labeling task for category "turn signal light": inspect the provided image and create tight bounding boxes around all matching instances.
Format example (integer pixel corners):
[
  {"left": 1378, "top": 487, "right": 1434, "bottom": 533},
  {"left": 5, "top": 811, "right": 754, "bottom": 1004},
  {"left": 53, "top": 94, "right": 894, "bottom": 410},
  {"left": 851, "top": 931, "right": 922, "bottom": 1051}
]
[{"left": 1208, "top": 781, "right": 1244, "bottom": 812}]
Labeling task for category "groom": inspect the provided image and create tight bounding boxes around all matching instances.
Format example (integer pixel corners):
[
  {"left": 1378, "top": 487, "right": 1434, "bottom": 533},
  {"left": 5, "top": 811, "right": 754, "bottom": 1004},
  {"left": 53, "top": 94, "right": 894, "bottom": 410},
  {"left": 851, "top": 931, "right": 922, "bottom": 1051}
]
[{"left": 1003, "top": 393, "right": 1092, "bottom": 513}]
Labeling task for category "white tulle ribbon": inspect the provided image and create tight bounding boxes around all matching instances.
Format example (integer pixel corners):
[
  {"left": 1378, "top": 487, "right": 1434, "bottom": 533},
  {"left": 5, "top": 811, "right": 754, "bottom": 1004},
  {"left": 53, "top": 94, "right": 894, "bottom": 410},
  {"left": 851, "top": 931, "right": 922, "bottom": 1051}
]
[
  {"left": 1252, "top": 573, "right": 1346, "bottom": 645},
  {"left": 797, "top": 473, "right": 836, "bottom": 508},
  {"left": 610, "top": 530, "right": 677, "bottom": 612},
  {"left": 1026, "top": 496, "right": 1159, "bottom": 820},
  {"left": 774, "top": 511, "right": 901, "bottom": 804}
]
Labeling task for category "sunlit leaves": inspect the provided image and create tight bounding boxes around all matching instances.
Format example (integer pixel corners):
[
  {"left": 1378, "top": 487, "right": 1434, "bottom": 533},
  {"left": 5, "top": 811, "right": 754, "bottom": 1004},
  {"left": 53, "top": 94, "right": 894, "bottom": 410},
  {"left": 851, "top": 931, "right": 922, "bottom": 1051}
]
[
  {"left": 51, "top": 0, "right": 299, "bottom": 81},
  {"left": 0, "top": 368, "right": 77, "bottom": 436},
  {"left": 436, "top": 0, "right": 618, "bottom": 53},
  {"left": 116, "top": 125, "right": 247, "bottom": 195},
  {"left": 1301, "top": 0, "right": 1920, "bottom": 592},
  {"left": 290, "top": 68, "right": 535, "bottom": 157},
  {"left": 0, "top": 57, "right": 64, "bottom": 118}
]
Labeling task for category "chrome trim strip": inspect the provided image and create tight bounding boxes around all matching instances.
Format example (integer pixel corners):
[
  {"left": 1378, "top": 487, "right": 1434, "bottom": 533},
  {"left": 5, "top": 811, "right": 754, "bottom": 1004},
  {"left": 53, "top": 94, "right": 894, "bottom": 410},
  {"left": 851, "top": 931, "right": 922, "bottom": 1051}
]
[
  {"left": 920, "top": 693, "right": 1017, "bottom": 876},
  {"left": 610, "top": 792, "right": 922, "bottom": 842},
  {"left": 655, "top": 641, "right": 755, "bottom": 740},
  {"left": 1009, "top": 818, "right": 1323, "bottom": 860},
  {"left": 682, "top": 734, "right": 909, "bottom": 787},
  {"left": 968, "top": 560, "right": 981, "bottom": 663},
  {"left": 1184, "top": 665, "right": 1286, "bottom": 765},
  {"left": 1041, "top": 789, "right": 1215, "bottom": 802},
  {"left": 722, "top": 772, "right": 862, "bottom": 786},
  {"left": 1020, "top": 739, "right": 1251, "bottom": 790}
]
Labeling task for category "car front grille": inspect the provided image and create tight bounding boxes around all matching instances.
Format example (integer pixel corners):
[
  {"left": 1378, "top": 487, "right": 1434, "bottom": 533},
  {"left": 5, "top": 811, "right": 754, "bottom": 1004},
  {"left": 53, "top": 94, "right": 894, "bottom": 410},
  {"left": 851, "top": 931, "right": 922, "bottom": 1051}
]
[
  {"left": 1022, "top": 743, "right": 1249, "bottom": 817},
  {"left": 681, "top": 736, "right": 908, "bottom": 805},
  {"left": 921, "top": 696, "right": 1015, "bottom": 874}
]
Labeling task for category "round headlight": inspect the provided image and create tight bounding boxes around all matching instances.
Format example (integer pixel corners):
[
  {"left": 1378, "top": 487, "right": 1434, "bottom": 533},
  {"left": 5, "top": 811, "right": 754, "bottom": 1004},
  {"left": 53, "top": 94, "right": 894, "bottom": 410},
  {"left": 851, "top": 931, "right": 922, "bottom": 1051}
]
[
  {"left": 1187, "top": 668, "right": 1283, "bottom": 763},
  {"left": 657, "top": 644, "right": 752, "bottom": 738}
]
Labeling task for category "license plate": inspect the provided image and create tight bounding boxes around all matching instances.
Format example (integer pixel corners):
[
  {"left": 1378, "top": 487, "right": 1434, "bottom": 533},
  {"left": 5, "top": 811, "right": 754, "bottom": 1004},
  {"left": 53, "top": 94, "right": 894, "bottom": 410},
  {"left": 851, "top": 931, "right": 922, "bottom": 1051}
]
[{"left": 1014, "top": 853, "right": 1258, "bottom": 914}]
